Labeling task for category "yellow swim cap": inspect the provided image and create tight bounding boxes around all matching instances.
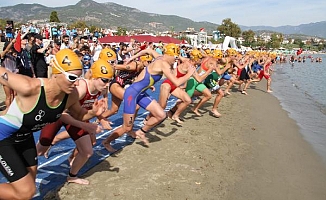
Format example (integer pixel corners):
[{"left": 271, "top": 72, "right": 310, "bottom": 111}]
[
  {"left": 164, "top": 43, "right": 180, "bottom": 56},
  {"left": 140, "top": 54, "right": 153, "bottom": 62},
  {"left": 226, "top": 48, "right": 237, "bottom": 56},
  {"left": 212, "top": 49, "right": 223, "bottom": 59},
  {"left": 99, "top": 48, "right": 117, "bottom": 61},
  {"left": 52, "top": 49, "right": 83, "bottom": 74},
  {"left": 90, "top": 59, "right": 114, "bottom": 79},
  {"left": 204, "top": 49, "right": 211, "bottom": 54},
  {"left": 190, "top": 49, "right": 203, "bottom": 61}
]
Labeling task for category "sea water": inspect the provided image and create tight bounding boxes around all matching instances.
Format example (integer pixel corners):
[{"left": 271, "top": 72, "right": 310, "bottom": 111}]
[{"left": 271, "top": 54, "right": 326, "bottom": 163}]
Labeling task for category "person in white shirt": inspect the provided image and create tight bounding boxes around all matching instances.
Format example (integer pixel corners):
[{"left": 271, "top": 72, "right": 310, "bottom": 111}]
[
  {"left": 60, "top": 35, "right": 70, "bottom": 50},
  {"left": 90, "top": 37, "right": 102, "bottom": 61}
]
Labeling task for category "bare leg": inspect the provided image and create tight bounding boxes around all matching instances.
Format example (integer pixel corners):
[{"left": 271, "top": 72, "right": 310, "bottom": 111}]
[
  {"left": 170, "top": 88, "right": 191, "bottom": 123},
  {"left": 101, "top": 83, "right": 124, "bottom": 120},
  {"left": 222, "top": 78, "right": 234, "bottom": 95},
  {"left": 52, "top": 130, "right": 70, "bottom": 144},
  {"left": 43, "top": 144, "right": 52, "bottom": 159},
  {"left": 238, "top": 81, "right": 244, "bottom": 92},
  {"left": 43, "top": 130, "right": 71, "bottom": 158},
  {"left": 0, "top": 172, "right": 37, "bottom": 200},
  {"left": 102, "top": 113, "right": 135, "bottom": 152},
  {"left": 158, "top": 83, "right": 171, "bottom": 109},
  {"left": 68, "top": 148, "right": 78, "bottom": 167},
  {"left": 134, "top": 100, "right": 167, "bottom": 145},
  {"left": 243, "top": 79, "right": 251, "bottom": 91},
  {"left": 211, "top": 89, "right": 224, "bottom": 118},
  {"left": 267, "top": 78, "right": 273, "bottom": 92},
  {"left": 68, "top": 135, "right": 93, "bottom": 185},
  {"left": 192, "top": 88, "right": 212, "bottom": 116}
]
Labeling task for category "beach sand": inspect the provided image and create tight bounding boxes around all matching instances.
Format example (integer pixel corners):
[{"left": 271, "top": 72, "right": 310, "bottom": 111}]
[{"left": 2, "top": 81, "right": 326, "bottom": 200}]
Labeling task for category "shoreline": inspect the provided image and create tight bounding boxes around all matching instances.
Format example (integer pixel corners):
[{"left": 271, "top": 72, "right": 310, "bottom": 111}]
[{"left": 39, "top": 81, "right": 326, "bottom": 200}]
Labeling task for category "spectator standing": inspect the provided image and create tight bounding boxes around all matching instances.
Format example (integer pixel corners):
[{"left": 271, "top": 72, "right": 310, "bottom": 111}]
[
  {"left": 18, "top": 37, "right": 35, "bottom": 78},
  {"left": 180, "top": 45, "right": 187, "bottom": 57},
  {"left": 31, "top": 34, "right": 49, "bottom": 78},
  {"left": 60, "top": 35, "right": 70, "bottom": 50},
  {"left": 155, "top": 43, "right": 163, "bottom": 55},
  {"left": 90, "top": 37, "right": 102, "bottom": 61},
  {"left": 1, "top": 39, "right": 19, "bottom": 114}
]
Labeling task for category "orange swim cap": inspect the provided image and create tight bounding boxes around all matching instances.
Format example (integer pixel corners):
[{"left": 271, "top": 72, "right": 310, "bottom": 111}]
[
  {"left": 212, "top": 49, "right": 223, "bottom": 59},
  {"left": 164, "top": 43, "right": 180, "bottom": 56},
  {"left": 52, "top": 49, "right": 83, "bottom": 74},
  {"left": 99, "top": 48, "right": 117, "bottom": 61},
  {"left": 140, "top": 54, "right": 153, "bottom": 62},
  {"left": 90, "top": 59, "right": 114, "bottom": 79},
  {"left": 190, "top": 49, "right": 203, "bottom": 61}
]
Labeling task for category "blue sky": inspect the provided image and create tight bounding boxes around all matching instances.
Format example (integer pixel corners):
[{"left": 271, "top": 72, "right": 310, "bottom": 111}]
[{"left": 2, "top": 0, "right": 325, "bottom": 27}]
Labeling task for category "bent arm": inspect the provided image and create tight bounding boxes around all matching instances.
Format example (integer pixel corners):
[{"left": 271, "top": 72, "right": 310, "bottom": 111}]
[
  {"left": 68, "top": 101, "right": 100, "bottom": 121},
  {"left": 192, "top": 67, "right": 213, "bottom": 82},
  {"left": 0, "top": 68, "right": 36, "bottom": 95},
  {"left": 162, "top": 62, "right": 193, "bottom": 86},
  {"left": 0, "top": 39, "right": 15, "bottom": 58},
  {"left": 36, "top": 44, "right": 49, "bottom": 54},
  {"left": 128, "top": 48, "right": 160, "bottom": 61},
  {"left": 114, "top": 61, "right": 138, "bottom": 71},
  {"left": 65, "top": 92, "right": 100, "bottom": 121},
  {"left": 59, "top": 112, "right": 88, "bottom": 128}
]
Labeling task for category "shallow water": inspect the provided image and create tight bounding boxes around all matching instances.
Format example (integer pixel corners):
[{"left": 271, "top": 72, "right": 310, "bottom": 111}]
[{"left": 271, "top": 54, "right": 326, "bottom": 163}]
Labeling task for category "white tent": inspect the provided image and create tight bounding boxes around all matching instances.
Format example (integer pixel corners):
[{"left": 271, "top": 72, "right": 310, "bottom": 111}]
[{"left": 222, "top": 36, "right": 238, "bottom": 50}]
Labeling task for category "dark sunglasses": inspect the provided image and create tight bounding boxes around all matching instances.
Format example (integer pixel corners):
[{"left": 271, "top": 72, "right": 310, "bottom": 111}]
[
  {"left": 107, "top": 60, "right": 116, "bottom": 65},
  {"left": 101, "top": 78, "right": 112, "bottom": 83}
]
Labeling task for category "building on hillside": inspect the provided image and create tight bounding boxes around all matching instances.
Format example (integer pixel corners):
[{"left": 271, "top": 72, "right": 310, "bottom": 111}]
[
  {"left": 178, "top": 28, "right": 208, "bottom": 47},
  {"left": 148, "top": 22, "right": 163, "bottom": 29},
  {"left": 282, "top": 39, "right": 290, "bottom": 44}
]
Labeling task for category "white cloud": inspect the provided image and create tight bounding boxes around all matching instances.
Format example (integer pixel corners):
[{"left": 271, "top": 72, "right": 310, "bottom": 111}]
[{"left": 1, "top": 0, "right": 325, "bottom": 26}]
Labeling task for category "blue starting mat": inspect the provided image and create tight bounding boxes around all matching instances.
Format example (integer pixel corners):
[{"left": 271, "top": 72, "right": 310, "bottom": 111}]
[{"left": 0, "top": 79, "right": 177, "bottom": 199}]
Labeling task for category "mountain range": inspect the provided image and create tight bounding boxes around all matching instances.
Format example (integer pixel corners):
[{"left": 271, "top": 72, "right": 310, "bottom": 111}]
[{"left": 0, "top": 0, "right": 325, "bottom": 39}]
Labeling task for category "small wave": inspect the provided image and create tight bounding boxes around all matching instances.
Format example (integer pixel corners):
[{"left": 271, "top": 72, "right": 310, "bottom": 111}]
[
  {"left": 303, "top": 90, "right": 326, "bottom": 115},
  {"left": 292, "top": 83, "right": 299, "bottom": 89}
]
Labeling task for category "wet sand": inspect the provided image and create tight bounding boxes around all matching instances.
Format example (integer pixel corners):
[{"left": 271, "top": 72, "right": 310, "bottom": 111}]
[{"left": 2, "top": 81, "right": 326, "bottom": 200}]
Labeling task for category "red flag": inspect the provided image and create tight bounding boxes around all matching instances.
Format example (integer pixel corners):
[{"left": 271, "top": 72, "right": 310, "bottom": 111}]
[
  {"left": 140, "top": 44, "right": 147, "bottom": 50},
  {"left": 200, "top": 28, "right": 205, "bottom": 32},
  {"left": 14, "top": 32, "right": 21, "bottom": 52}
]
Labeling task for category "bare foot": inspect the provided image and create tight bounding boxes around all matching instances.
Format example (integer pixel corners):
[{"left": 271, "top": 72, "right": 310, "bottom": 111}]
[
  {"left": 171, "top": 116, "right": 184, "bottom": 124},
  {"left": 102, "top": 141, "right": 117, "bottom": 153},
  {"left": 267, "top": 90, "right": 273, "bottom": 93},
  {"left": 241, "top": 91, "right": 248, "bottom": 95},
  {"left": 211, "top": 110, "right": 222, "bottom": 118},
  {"left": 67, "top": 176, "right": 89, "bottom": 185},
  {"left": 127, "top": 131, "right": 137, "bottom": 139},
  {"left": 224, "top": 91, "right": 231, "bottom": 96},
  {"left": 135, "top": 131, "right": 149, "bottom": 146},
  {"left": 68, "top": 155, "right": 75, "bottom": 167},
  {"left": 191, "top": 109, "right": 202, "bottom": 116},
  {"left": 167, "top": 110, "right": 173, "bottom": 119},
  {"left": 43, "top": 145, "right": 52, "bottom": 159}
]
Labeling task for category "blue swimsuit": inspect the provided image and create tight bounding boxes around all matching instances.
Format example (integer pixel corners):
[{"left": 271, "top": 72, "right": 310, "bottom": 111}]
[{"left": 123, "top": 67, "right": 162, "bottom": 114}]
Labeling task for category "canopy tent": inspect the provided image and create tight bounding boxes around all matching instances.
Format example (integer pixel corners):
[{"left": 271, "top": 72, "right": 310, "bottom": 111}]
[
  {"left": 98, "top": 35, "right": 182, "bottom": 44},
  {"left": 222, "top": 36, "right": 238, "bottom": 50},
  {"left": 98, "top": 35, "right": 129, "bottom": 43},
  {"left": 155, "top": 36, "right": 183, "bottom": 44}
]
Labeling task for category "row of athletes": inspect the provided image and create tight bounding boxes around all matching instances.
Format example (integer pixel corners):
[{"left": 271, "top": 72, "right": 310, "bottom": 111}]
[{"left": 0, "top": 43, "right": 273, "bottom": 199}]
